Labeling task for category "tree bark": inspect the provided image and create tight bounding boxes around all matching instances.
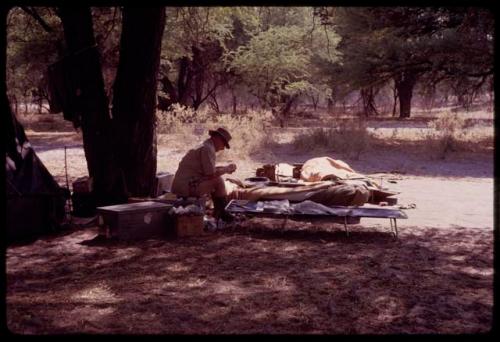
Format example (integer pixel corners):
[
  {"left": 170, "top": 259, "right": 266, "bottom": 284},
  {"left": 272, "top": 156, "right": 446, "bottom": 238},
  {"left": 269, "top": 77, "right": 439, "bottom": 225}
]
[
  {"left": 360, "top": 87, "right": 379, "bottom": 117},
  {"left": 191, "top": 46, "right": 204, "bottom": 110},
  {"left": 3, "top": 6, "right": 13, "bottom": 150},
  {"left": 278, "top": 94, "right": 298, "bottom": 127},
  {"left": 395, "top": 71, "right": 417, "bottom": 118},
  {"left": 13, "top": 95, "right": 18, "bottom": 114},
  {"left": 3, "top": 8, "right": 28, "bottom": 164},
  {"left": 310, "top": 94, "right": 319, "bottom": 111},
  {"left": 58, "top": 7, "right": 116, "bottom": 205},
  {"left": 177, "top": 56, "right": 192, "bottom": 106},
  {"left": 327, "top": 98, "right": 334, "bottom": 113},
  {"left": 111, "top": 7, "right": 165, "bottom": 197},
  {"left": 208, "top": 92, "right": 220, "bottom": 113},
  {"left": 392, "top": 83, "right": 398, "bottom": 117},
  {"left": 232, "top": 92, "right": 237, "bottom": 115}
]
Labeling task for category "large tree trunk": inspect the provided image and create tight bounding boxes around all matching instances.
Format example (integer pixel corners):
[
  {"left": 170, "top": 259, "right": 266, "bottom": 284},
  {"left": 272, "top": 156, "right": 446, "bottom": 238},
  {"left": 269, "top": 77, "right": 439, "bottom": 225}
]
[
  {"left": 58, "top": 7, "right": 117, "bottom": 206},
  {"left": 395, "top": 71, "right": 417, "bottom": 118},
  {"left": 111, "top": 7, "right": 165, "bottom": 197}
]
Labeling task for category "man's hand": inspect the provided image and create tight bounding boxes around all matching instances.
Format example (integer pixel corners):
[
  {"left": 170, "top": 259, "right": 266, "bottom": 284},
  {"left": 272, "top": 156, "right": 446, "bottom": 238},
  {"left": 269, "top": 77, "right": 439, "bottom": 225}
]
[
  {"left": 214, "top": 164, "right": 237, "bottom": 177},
  {"left": 226, "top": 163, "right": 237, "bottom": 174}
]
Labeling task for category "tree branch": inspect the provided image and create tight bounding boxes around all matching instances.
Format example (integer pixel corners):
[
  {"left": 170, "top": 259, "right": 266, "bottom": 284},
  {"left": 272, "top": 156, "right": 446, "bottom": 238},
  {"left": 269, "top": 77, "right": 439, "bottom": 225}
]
[
  {"left": 198, "top": 77, "right": 224, "bottom": 106},
  {"left": 20, "top": 7, "right": 53, "bottom": 33},
  {"left": 101, "top": 7, "right": 119, "bottom": 43}
]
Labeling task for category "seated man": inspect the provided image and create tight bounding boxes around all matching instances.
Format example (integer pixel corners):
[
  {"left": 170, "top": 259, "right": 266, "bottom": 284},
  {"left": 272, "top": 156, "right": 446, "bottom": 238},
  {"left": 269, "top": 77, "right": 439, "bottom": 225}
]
[{"left": 171, "top": 127, "right": 237, "bottom": 222}]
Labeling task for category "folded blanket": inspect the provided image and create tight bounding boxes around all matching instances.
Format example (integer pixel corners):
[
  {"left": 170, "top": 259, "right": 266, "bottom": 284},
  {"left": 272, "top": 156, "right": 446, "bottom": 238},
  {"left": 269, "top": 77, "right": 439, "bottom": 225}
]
[{"left": 300, "top": 156, "right": 368, "bottom": 182}]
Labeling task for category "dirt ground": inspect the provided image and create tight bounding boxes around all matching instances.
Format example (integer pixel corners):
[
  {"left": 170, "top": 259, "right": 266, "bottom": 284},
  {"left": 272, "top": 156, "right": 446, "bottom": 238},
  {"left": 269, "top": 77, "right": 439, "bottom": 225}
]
[{"left": 6, "top": 114, "right": 495, "bottom": 334}]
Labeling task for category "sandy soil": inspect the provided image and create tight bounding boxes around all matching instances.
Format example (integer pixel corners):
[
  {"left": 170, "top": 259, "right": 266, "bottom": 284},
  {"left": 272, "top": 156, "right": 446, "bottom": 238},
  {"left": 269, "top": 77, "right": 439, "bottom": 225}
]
[{"left": 6, "top": 116, "right": 495, "bottom": 334}]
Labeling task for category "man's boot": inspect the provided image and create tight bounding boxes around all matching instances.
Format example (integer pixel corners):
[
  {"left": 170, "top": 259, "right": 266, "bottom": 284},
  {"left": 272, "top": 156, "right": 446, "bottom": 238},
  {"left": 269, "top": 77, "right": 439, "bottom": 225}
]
[{"left": 212, "top": 196, "right": 235, "bottom": 223}]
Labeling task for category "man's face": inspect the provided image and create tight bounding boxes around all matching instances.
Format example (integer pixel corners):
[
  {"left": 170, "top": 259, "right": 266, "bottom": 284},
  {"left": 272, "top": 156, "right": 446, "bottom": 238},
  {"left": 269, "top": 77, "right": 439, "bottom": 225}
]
[{"left": 212, "top": 135, "right": 226, "bottom": 152}]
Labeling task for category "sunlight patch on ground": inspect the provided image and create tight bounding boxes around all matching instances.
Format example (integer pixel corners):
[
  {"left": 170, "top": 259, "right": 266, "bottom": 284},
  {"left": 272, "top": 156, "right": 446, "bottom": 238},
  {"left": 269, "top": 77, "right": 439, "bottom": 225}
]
[
  {"left": 185, "top": 277, "right": 208, "bottom": 288},
  {"left": 372, "top": 295, "right": 406, "bottom": 323},
  {"left": 54, "top": 306, "right": 116, "bottom": 329},
  {"left": 71, "top": 282, "right": 122, "bottom": 304},
  {"left": 261, "top": 275, "right": 296, "bottom": 292},
  {"left": 211, "top": 280, "right": 248, "bottom": 295},
  {"left": 460, "top": 266, "right": 494, "bottom": 277},
  {"left": 92, "top": 247, "right": 142, "bottom": 267},
  {"left": 165, "top": 262, "right": 192, "bottom": 273}
]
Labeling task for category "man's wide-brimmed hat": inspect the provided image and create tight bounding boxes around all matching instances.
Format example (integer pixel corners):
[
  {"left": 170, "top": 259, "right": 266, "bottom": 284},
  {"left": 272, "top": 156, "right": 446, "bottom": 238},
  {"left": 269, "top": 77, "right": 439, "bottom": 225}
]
[{"left": 209, "top": 127, "right": 232, "bottom": 149}]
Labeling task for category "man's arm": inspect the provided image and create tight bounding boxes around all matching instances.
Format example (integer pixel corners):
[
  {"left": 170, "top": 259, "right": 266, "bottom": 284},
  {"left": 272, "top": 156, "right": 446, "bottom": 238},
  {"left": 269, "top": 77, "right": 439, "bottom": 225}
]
[{"left": 201, "top": 164, "right": 237, "bottom": 181}]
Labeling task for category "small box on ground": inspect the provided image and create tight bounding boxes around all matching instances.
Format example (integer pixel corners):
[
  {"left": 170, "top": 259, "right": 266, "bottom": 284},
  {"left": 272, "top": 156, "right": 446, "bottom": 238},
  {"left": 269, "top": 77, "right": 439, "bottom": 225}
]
[
  {"left": 175, "top": 214, "right": 204, "bottom": 237},
  {"left": 97, "top": 201, "right": 172, "bottom": 239},
  {"left": 292, "top": 164, "right": 303, "bottom": 179},
  {"left": 72, "top": 192, "right": 96, "bottom": 217},
  {"left": 73, "top": 176, "right": 93, "bottom": 193},
  {"left": 263, "top": 164, "right": 276, "bottom": 181}
]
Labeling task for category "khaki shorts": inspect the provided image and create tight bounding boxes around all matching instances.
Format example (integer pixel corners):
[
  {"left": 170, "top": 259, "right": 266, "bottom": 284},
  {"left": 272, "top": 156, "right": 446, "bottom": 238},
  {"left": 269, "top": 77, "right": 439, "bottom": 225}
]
[{"left": 188, "top": 176, "right": 227, "bottom": 198}]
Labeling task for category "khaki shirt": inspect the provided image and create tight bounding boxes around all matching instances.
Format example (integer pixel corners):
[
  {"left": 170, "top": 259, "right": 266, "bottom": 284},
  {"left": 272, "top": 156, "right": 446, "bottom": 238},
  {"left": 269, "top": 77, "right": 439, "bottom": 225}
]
[{"left": 171, "top": 139, "right": 216, "bottom": 196}]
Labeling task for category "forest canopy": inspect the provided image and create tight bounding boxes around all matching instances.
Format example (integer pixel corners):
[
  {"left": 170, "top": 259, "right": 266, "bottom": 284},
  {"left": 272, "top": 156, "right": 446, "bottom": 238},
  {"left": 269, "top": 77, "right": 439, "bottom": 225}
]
[{"left": 6, "top": 6, "right": 494, "bottom": 119}]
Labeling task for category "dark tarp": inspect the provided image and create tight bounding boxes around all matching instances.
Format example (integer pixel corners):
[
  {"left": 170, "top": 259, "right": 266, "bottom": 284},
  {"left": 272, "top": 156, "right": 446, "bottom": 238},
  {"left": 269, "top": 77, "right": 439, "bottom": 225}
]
[
  {"left": 308, "top": 184, "right": 370, "bottom": 206},
  {"left": 6, "top": 111, "right": 68, "bottom": 242}
]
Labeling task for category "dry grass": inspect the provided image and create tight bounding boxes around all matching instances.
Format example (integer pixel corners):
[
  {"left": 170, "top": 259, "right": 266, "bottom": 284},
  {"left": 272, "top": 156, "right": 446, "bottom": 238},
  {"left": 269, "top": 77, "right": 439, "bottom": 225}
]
[
  {"left": 16, "top": 106, "right": 493, "bottom": 161},
  {"left": 420, "top": 111, "right": 494, "bottom": 159},
  {"left": 17, "top": 107, "right": 494, "bottom": 185},
  {"left": 18, "top": 113, "right": 75, "bottom": 133}
]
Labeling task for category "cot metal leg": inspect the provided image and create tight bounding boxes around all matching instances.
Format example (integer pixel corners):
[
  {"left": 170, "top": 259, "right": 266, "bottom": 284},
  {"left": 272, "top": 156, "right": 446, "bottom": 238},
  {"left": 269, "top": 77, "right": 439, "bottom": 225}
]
[
  {"left": 390, "top": 218, "right": 398, "bottom": 238},
  {"left": 281, "top": 215, "right": 288, "bottom": 229},
  {"left": 344, "top": 216, "right": 349, "bottom": 237}
]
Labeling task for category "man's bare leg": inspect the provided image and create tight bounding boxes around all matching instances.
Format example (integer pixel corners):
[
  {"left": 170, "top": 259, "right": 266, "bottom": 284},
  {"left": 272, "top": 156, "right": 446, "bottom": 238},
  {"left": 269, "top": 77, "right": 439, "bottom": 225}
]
[{"left": 198, "top": 176, "right": 234, "bottom": 223}]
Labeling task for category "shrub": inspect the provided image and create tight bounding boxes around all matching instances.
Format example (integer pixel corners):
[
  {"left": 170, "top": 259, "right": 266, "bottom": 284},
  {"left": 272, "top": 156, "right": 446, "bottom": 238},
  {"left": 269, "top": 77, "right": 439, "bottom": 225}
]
[
  {"left": 423, "top": 111, "right": 470, "bottom": 159},
  {"left": 291, "top": 119, "right": 372, "bottom": 159},
  {"left": 156, "top": 105, "right": 278, "bottom": 160}
]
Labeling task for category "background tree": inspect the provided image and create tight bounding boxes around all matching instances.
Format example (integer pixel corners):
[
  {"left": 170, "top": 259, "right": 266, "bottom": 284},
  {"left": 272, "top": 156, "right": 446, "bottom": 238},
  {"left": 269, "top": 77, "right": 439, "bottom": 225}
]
[
  {"left": 315, "top": 7, "right": 494, "bottom": 118},
  {"left": 3, "top": 5, "right": 14, "bottom": 152},
  {"left": 228, "top": 7, "right": 340, "bottom": 125},
  {"left": 6, "top": 7, "right": 121, "bottom": 115},
  {"left": 158, "top": 7, "right": 235, "bottom": 110},
  {"left": 6, "top": 7, "right": 63, "bottom": 114}
]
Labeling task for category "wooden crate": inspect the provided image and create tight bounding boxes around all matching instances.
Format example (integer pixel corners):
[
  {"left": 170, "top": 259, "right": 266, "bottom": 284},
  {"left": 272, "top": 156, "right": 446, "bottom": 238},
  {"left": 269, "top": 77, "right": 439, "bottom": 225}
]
[
  {"left": 292, "top": 164, "right": 303, "bottom": 179},
  {"left": 73, "top": 176, "right": 93, "bottom": 193},
  {"left": 96, "top": 201, "right": 172, "bottom": 240},
  {"left": 263, "top": 164, "right": 276, "bottom": 181},
  {"left": 154, "top": 172, "right": 174, "bottom": 196},
  {"left": 175, "top": 215, "right": 204, "bottom": 237}
]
